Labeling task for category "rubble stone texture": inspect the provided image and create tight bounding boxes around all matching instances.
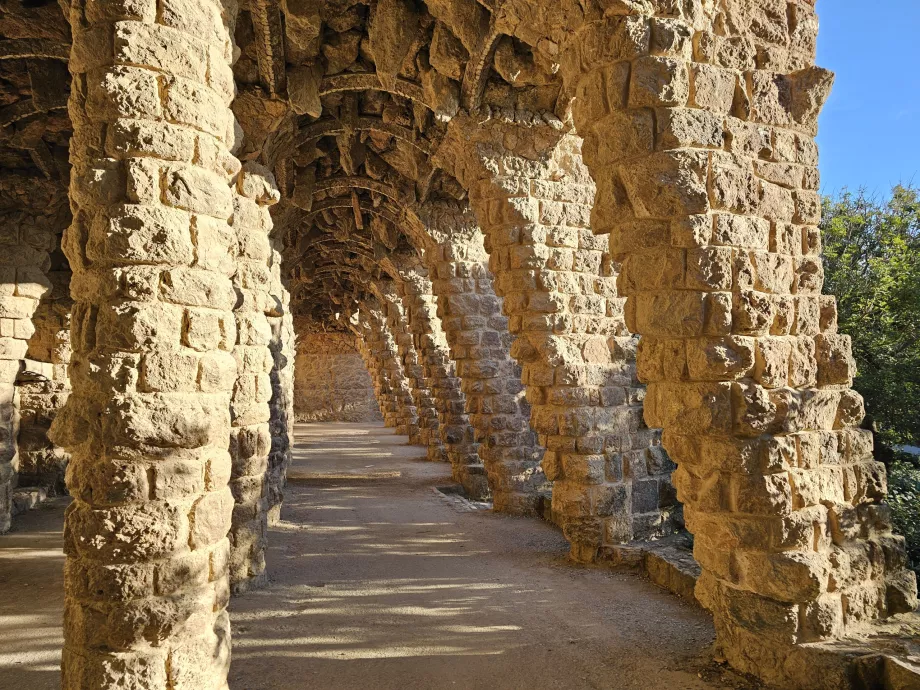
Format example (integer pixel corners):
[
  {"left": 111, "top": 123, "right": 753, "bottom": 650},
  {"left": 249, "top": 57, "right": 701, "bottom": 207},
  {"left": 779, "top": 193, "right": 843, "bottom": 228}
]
[
  {"left": 228, "top": 164, "right": 281, "bottom": 593},
  {"left": 293, "top": 327, "right": 381, "bottom": 422},
  {"left": 49, "top": 0, "right": 241, "bottom": 684},
  {"left": 19, "top": 258, "right": 73, "bottom": 495},
  {"left": 0, "top": 0, "right": 914, "bottom": 687},
  {"left": 372, "top": 281, "right": 446, "bottom": 461},
  {"left": 355, "top": 300, "right": 420, "bottom": 440}
]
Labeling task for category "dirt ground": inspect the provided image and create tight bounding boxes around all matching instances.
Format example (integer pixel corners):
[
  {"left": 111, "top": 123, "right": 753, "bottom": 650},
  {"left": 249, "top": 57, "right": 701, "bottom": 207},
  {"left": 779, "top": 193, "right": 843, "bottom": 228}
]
[{"left": 0, "top": 423, "right": 761, "bottom": 689}]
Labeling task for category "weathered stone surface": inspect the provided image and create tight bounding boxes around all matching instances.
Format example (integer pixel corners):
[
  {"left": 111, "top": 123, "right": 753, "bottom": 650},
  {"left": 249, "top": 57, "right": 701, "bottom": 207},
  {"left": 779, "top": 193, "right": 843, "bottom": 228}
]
[
  {"left": 294, "top": 328, "right": 381, "bottom": 422},
  {"left": 0, "top": 1, "right": 914, "bottom": 689}
]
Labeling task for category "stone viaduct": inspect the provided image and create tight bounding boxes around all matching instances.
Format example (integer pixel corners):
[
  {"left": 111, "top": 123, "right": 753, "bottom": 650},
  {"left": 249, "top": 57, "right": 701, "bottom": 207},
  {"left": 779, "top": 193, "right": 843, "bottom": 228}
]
[{"left": 0, "top": 0, "right": 916, "bottom": 687}]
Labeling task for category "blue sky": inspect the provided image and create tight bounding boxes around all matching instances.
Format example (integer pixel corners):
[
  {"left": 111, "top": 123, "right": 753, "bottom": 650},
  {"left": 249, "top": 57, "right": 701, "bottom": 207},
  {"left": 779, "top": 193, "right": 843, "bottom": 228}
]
[{"left": 816, "top": 2, "right": 920, "bottom": 195}]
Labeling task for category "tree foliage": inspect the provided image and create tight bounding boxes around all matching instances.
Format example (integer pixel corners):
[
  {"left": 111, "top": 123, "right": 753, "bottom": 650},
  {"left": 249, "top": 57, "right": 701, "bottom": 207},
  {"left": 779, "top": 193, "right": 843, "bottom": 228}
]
[
  {"left": 821, "top": 185, "right": 920, "bottom": 447},
  {"left": 821, "top": 185, "right": 920, "bottom": 572}
]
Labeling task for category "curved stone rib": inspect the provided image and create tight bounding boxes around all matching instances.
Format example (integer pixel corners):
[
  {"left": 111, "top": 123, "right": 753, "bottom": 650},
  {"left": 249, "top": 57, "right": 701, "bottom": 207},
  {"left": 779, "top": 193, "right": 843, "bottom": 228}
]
[
  {"left": 460, "top": 23, "right": 501, "bottom": 112},
  {"left": 294, "top": 116, "right": 433, "bottom": 154},
  {"left": 313, "top": 176, "right": 407, "bottom": 204},
  {"left": 320, "top": 72, "right": 431, "bottom": 110},
  {"left": 0, "top": 98, "right": 66, "bottom": 127},
  {"left": 304, "top": 197, "right": 404, "bottom": 226},
  {"left": 0, "top": 39, "right": 69, "bottom": 60}
]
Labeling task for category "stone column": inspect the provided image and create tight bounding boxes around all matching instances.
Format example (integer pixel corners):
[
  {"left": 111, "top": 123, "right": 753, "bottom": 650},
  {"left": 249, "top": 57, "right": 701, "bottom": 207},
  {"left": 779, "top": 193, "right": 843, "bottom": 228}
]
[
  {"left": 357, "top": 302, "right": 419, "bottom": 439},
  {"left": 18, "top": 260, "right": 72, "bottom": 496},
  {"left": 373, "top": 284, "right": 445, "bottom": 461},
  {"left": 561, "top": 3, "right": 917, "bottom": 684},
  {"left": 391, "top": 265, "right": 480, "bottom": 474},
  {"left": 421, "top": 214, "right": 543, "bottom": 510},
  {"left": 228, "top": 164, "right": 279, "bottom": 593},
  {"left": 0, "top": 204, "right": 57, "bottom": 529},
  {"left": 266, "top": 241, "right": 293, "bottom": 524},
  {"left": 353, "top": 327, "right": 395, "bottom": 428},
  {"left": 439, "top": 116, "right": 674, "bottom": 552},
  {"left": 52, "top": 0, "right": 240, "bottom": 684}
]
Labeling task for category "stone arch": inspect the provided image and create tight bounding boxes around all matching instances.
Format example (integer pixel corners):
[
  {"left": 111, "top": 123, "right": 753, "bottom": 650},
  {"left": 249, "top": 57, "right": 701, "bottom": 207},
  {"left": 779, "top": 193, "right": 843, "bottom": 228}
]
[
  {"left": 435, "top": 111, "right": 678, "bottom": 559},
  {"left": 512, "top": 2, "right": 918, "bottom": 686},
  {"left": 39, "top": 0, "right": 920, "bottom": 687}
]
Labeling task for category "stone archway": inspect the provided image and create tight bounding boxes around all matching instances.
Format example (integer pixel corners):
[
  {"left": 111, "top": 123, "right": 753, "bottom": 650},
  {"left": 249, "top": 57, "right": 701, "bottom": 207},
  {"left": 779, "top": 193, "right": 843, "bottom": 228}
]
[{"left": 17, "top": 0, "right": 918, "bottom": 687}]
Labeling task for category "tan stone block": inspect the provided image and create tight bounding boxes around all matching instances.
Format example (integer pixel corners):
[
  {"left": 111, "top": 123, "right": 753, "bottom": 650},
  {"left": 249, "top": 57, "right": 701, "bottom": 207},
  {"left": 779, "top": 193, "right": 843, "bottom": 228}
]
[
  {"left": 193, "top": 216, "right": 238, "bottom": 276},
  {"left": 686, "top": 336, "right": 755, "bottom": 381},
  {"left": 140, "top": 351, "right": 199, "bottom": 392},
  {"left": 789, "top": 466, "right": 845, "bottom": 508},
  {"left": 66, "top": 560, "right": 154, "bottom": 602},
  {"left": 70, "top": 159, "right": 128, "bottom": 208},
  {"left": 794, "top": 256, "right": 824, "bottom": 295},
  {"left": 656, "top": 107, "right": 724, "bottom": 150},
  {"left": 90, "top": 204, "right": 194, "bottom": 266},
  {"left": 159, "top": 0, "right": 227, "bottom": 48},
  {"left": 152, "top": 458, "right": 206, "bottom": 500},
  {"left": 105, "top": 392, "right": 227, "bottom": 448},
  {"left": 690, "top": 63, "right": 736, "bottom": 114},
  {"left": 634, "top": 291, "right": 705, "bottom": 337},
  {"left": 67, "top": 499, "right": 188, "bottom": 560},
  {"left": 712, "top": 213, "right": 770, "bottom": 249},
  {"left": 163, "top": 76, "right": 228, "bottom": 140},
  {"left": 685, "top": 246, "right": 732, "bottom": 291},
  {"left": 0, "top": 295, "right": 38, "bottom": 320},
  {"left": 183, "top": 308, "right": 222, "bottom": 351},
  {"left": 733, "top": 290, "right": 775, "bottom": 336},
  {"left": 629, "top": 56, "right": 690, "bottom": 108},
  {"left": 88, "top": 66, "right": 163, "bottom": 121},
  {"left": 113, "top": 20, "right": 209, "bottom": 83},
  {"left": 754, "top": 337, "right": 791, "bottom": 388},
  {"left": 738, "top": 550, "right": 830, "bottom": 603},
  {"left": 160, "top": 267, "right": 235, "bottom": 310},
  {"left": 164, "top": 165, "right": 233, "bottom": 218},
  {"left": 97, "top": 301, "right": 182, "bottom": 350},
  {"left": 579, "top": 15, "right": 650, "bottom": 71},
  {"left": 125, "top": 157, "right": 161, "bottom": 205},
  {"left": 645, "top": 381, "right": 733, "bottom": 435},
  {"left": 189, "top": 487, "right": 234, "bottom": 549},
  {"left": 155, "top": 549, "right": 210, "bottom": 596},
  {"left": 107, "top": 118, "right": 197, "bottom": 162},
  {"left": 793, "top": 295, "right": 821, "bottom": 335}
]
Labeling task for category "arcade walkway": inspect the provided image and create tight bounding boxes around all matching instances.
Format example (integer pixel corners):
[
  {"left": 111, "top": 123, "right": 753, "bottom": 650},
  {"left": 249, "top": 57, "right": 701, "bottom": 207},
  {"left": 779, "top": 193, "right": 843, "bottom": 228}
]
[{"left": 0, "top": 424, "right": 756, "bottom": 689}]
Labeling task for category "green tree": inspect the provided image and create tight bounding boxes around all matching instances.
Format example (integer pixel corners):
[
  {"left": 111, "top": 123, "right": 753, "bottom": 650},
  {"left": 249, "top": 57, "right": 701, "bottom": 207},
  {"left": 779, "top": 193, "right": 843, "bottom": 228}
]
[
  {"left": 821, "top": 185, "right": 920, "bottom": 572},
  {"left": 821, "top": 185, "right": 920, "bottom": 447}
]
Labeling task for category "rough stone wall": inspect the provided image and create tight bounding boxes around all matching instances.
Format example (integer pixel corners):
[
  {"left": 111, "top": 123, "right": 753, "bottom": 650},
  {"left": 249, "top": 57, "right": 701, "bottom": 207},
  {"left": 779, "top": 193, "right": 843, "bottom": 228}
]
[
  {"left": 50, "top": 0, "right": 241, "bottom": 684},
  {"left": 0, "top": 0, "right": 911, "bottom": 687},
  {"left": 555, "top": 1, "right": 918, "bottom": 685},
  {"left": 439, "top": 116, "right": 677, "bottom": 553},
  {"left": 266, "top": 241, "right": 294, "bottom": 524},
  {"left": 18, "top": 260, "right": 72, "bottom": 494},
  {"left": 228, "top": 165, "right": 280, "bottom": 593},
  {"left": 389, "top": 260, "right": 481, "bottom": 477},
  {"left": 0, "top": 196, "right": 58, "bottom": 530},
  {"left": 420, "top": 206, "right": 545, "bottom": 508},
  {"left": 293, "top": 328, "right": 380, "bottom": 423},
  {"left": 357, "top": 302, "right": 419, "bottom": 438},
  {"left": 372, "top": 283, "right": 445, "bottom": 461}
]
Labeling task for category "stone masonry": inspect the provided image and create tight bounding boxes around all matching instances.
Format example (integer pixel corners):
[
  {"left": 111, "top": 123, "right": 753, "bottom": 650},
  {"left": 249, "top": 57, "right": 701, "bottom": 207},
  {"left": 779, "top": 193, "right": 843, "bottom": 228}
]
[
  {"left": 0, "top": 0, "right": 913, "bottom": 688},
  {"left": 293, "top": 327, "right": 381, "bottom": 422}
]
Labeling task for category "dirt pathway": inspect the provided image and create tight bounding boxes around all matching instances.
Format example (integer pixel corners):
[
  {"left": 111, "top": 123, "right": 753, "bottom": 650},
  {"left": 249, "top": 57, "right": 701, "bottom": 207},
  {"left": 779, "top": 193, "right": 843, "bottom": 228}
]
[
  {"left": 230, "top": 423, "right": 746, "bottom": 690},
  {"left": 0, "top": 423, "right": 757, "bottom": 689}
]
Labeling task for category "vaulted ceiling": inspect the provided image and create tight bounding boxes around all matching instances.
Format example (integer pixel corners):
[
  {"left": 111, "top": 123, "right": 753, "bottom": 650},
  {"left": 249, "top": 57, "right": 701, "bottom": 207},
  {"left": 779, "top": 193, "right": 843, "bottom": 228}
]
[
  {"left": 233, "top": 0, "right": 566, "bottom": 327},
  {"left": 0, "top": 0, "right": 568, "bottom": 327}
]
